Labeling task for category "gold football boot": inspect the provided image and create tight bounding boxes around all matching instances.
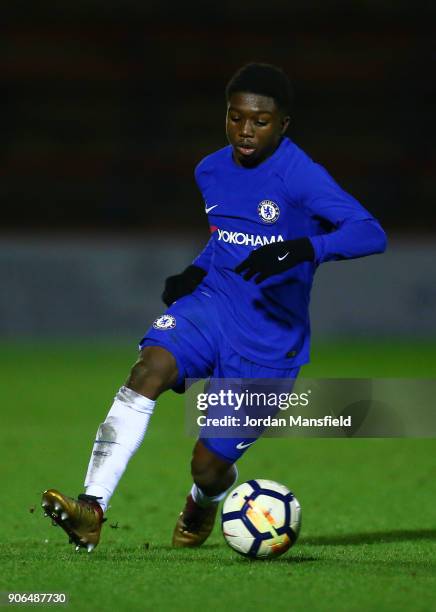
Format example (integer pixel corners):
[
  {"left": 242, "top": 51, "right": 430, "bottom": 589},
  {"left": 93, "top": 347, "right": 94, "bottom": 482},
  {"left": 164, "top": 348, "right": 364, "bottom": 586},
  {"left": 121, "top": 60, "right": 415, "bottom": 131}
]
[
  {"left": 172, "top": 494, "right": 218, "bottom": 547},
  {"left": 41, "top": 489, "right": 105, "bottom": 552}
]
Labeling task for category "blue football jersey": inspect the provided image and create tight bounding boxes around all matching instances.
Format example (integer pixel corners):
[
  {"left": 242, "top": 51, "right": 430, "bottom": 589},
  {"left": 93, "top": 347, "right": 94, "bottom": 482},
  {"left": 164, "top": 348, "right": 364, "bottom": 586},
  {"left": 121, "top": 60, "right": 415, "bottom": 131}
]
[{"left": 192, "top": 137, "right": 386, "bottom": 368}]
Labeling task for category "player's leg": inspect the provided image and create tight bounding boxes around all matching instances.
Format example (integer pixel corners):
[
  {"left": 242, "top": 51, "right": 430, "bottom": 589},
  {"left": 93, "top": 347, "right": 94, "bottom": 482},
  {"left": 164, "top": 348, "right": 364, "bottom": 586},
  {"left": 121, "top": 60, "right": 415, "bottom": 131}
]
[
  {"left": 125, "top": 345, "right": 179, "bottom": 398},
  {"left": 190, "top": 439, "right": 237, "bottom": 497},
  {"left": 43, "top": 292, "right": 219, "bottom": 551},
  {"left": 172, "top": 341, "right": 301, "bottom": 548},
  {"left": 172, "top": 440, "right": 238, "bottom": 547},
  {"left": 42, "top": 345, "right": 178, "bottom": 551},
  {"left": 82, "top": 345, "right": 179, "bottom": 505}
]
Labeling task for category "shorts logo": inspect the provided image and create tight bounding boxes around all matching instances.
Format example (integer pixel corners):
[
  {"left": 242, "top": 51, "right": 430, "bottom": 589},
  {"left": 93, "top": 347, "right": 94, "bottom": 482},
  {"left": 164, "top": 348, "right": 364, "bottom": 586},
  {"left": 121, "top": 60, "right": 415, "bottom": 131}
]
[
  {"left": 153, "top": 314, "right": 176, "bottom": 330},
  {"left": 258, "top": 200, "right": 280, "bottom": 224},
  {"left": 236, "top": 441, "right": 256, "bottom": 450}
]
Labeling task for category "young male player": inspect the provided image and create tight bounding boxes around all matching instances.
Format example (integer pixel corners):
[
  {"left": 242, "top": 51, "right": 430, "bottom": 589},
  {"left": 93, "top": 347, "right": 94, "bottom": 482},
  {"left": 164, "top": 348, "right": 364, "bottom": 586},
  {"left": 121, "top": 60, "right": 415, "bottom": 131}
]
[{"left": 42, "top": 63, "right": 387, "bottom": 551}]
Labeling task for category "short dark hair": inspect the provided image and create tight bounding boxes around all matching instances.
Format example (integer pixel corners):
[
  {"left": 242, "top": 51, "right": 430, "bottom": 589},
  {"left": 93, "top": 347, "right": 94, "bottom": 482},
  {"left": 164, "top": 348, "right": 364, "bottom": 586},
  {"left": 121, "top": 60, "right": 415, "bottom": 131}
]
[{"left": 225, "top": 63, "right": 293, "bottom": 114}]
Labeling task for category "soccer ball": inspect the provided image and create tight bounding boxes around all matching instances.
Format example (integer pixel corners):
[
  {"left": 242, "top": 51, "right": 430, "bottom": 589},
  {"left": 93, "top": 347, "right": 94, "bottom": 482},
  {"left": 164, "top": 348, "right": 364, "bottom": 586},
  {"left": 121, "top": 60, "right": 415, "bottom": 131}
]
[{"left": 221, "top": 479, "right": 301, "bottom": 559}]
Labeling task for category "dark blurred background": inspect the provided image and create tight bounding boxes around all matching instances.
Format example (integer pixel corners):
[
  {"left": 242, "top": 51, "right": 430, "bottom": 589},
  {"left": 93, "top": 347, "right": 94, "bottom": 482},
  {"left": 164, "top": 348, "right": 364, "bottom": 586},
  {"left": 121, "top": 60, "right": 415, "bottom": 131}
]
[
  {"left": 1, "top": 1, "right": 435, "bottom": 341},
  {"left": 2, "top": 0, "right": 435, "bottom": 233}
]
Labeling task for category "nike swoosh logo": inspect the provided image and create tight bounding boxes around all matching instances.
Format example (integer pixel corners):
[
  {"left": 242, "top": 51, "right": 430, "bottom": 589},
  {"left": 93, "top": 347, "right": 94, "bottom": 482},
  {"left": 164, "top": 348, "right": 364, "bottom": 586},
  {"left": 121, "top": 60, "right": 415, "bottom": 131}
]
[
  {"left": 278, "top": 252, "right": 290, "bottom": 262},
  {"left": 236, "top": 441, "right": 256, "bottom": 450},
  {"left": 205, "top": 205, "right": 219, "bottom": 214}
]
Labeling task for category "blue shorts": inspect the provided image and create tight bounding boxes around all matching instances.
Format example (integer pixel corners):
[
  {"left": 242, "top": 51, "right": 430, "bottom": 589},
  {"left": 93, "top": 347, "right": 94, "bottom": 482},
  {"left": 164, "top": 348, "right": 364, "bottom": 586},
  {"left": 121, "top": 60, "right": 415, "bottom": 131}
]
[{"left": 140, "top": 289, "right": 299, "bottom": 463}]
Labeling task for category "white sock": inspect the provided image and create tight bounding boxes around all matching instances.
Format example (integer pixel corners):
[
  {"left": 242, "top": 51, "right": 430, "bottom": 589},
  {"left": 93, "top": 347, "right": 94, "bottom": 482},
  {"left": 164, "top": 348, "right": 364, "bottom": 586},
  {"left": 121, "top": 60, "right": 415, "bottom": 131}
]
[
  {"left": 191, "top": 466, "right": 238, "bottom": 508},
  {"left": 84, "top": 386, "right": 155, "bottom": 512}
]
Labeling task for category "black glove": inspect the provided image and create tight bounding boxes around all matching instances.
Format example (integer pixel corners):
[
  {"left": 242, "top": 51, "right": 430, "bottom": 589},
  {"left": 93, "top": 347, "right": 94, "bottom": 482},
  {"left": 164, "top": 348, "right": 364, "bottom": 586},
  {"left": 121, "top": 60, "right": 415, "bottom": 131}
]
[
  {"left": 162, "top": 265, "right": 207, "bottom": 306},
  {"left": 234, "top": 238, "right": 314, "bottom": 284}
]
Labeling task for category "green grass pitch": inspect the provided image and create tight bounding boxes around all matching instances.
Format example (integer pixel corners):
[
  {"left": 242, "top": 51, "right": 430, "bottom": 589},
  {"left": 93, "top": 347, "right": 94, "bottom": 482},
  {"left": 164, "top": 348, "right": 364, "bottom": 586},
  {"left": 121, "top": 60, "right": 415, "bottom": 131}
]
[{"left": 1, "top": 340, "right": 435, "bottom": 611}]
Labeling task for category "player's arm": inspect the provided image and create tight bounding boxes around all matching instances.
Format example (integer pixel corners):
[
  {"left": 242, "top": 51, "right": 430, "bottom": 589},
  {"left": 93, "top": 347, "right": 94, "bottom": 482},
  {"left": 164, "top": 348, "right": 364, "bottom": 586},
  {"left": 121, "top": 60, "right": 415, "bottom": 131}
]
[
  {"left": 235, "top": 160, "right": 387, "bottom": 283},
  {"left": 234, "top": 238, "right": 315, "bottom": 284},
  {"left": 161, "top": 237, "right": 212, "bottom": 306},
  {"left": 292, "top": 160, "right": 387, "bottom": 266},
  {"left": 162, "top": 153, "right": 218, "bottom": 306}
]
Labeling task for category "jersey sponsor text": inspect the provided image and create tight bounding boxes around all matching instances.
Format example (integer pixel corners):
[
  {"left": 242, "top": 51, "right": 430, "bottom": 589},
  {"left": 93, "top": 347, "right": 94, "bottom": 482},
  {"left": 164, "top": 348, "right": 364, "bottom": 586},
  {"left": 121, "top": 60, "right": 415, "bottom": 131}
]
[{"left": 216, "top": 228, "right": 284, "bottom": 247}]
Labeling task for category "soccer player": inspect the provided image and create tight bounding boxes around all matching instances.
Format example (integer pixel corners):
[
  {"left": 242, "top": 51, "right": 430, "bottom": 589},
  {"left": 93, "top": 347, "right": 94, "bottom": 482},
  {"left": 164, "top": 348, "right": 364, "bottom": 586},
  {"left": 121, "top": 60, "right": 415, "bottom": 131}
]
[{"left": 42, "top": 63, "right": 387, "bottom": 551}]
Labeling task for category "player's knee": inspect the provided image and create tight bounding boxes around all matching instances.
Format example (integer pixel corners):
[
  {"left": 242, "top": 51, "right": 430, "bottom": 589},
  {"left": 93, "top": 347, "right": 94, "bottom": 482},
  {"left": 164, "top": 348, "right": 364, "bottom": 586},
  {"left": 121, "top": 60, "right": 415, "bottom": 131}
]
[{"left": 126, "top": 346, "right": 179, "bottom": 399}]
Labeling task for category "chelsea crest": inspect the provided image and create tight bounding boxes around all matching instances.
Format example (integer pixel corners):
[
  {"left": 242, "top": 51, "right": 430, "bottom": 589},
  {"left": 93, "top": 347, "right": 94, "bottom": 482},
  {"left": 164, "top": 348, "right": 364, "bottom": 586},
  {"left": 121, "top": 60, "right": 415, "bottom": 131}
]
[
  {"left": 258, "top": 200, "right": 280, "bottom": 224},
  {"left": 153, "top": 314, "right": 176, "bottom": 330}
]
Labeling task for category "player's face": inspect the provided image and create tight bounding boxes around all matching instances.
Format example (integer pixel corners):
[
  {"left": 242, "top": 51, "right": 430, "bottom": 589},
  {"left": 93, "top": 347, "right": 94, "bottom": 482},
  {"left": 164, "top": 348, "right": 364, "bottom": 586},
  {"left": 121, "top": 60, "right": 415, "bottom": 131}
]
[{"left": 226, "top": 92, "right": 290, "bottom": 168}]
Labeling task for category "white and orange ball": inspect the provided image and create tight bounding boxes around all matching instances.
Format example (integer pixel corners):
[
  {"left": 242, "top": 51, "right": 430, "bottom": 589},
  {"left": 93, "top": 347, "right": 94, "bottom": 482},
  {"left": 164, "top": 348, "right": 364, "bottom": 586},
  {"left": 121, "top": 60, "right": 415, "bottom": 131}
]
[{"left": 221, "top": 479, "right": 301, "bottom": 559}]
